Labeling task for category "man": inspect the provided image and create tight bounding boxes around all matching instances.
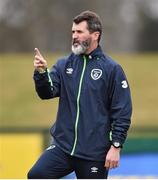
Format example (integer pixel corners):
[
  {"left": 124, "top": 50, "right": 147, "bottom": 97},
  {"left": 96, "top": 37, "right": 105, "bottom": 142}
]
[{"left": 28, "top": 10, "right": 132, "bottom": 179}]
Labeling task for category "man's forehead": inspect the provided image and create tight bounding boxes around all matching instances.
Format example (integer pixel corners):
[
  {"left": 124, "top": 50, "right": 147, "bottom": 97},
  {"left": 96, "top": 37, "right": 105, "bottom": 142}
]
[{"left": 72, "top": 21, "right": 88, "bottom": 30}]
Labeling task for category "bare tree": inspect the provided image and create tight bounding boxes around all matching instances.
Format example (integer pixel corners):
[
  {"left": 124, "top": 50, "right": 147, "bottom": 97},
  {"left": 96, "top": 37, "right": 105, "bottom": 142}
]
[{"left": 0, "top": 0, "right": 158, "bottom": 52}]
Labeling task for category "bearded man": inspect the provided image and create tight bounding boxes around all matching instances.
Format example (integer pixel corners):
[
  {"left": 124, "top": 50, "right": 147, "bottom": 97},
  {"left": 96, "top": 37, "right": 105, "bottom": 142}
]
[{"left": 28, "top": 10, "right": 132, "bottom": 179}]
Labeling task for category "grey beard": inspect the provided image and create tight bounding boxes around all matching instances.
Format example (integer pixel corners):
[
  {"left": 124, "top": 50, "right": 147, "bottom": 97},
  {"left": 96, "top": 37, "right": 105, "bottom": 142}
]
[
  {"left": 71, "top": 41, "right": 90, "bottom": 55},
  {"left": 72, "top": 45, "right": 86, "bottom": 55}
]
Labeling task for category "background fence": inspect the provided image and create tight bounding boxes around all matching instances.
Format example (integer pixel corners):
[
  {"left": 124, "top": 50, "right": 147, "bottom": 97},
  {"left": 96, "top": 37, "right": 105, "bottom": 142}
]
[{"left": 0, "top": 127, "right": 49, "bottom": 178}]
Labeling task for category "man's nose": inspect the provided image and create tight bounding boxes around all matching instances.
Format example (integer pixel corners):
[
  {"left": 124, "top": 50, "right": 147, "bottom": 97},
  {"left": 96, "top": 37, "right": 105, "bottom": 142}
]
[{"left": 72, "top": 32, "right": 78, "bottom": 39}]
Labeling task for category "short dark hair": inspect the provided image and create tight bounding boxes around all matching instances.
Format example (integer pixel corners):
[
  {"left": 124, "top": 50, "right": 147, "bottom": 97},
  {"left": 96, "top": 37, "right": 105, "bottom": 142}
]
[{"left": 73, "top": 10, "right": 102, "bottom": 43}]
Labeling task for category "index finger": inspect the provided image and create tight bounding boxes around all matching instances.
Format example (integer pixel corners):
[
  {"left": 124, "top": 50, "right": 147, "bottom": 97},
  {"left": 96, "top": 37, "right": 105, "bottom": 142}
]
[{"left": 34, "top": 48, "right": 42, "bottom": 57}]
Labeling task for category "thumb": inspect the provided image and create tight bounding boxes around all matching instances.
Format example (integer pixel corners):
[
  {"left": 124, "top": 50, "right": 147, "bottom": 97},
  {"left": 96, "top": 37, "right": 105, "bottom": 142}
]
[{"left": 34, "top": 48, "right": 42, "bottom": 57}]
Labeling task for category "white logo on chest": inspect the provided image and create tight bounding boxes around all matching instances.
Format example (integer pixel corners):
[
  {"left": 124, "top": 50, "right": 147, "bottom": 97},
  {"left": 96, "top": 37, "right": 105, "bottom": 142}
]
[
  {"left": 91, "top": 69, "right": 102, "bottom": 80},
  {"left": 66, "top": 68, "right": 73, "bottom": 74}
]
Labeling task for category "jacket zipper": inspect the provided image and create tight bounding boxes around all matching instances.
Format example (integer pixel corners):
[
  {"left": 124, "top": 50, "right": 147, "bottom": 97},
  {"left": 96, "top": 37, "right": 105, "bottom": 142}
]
[{"left": 71, "top": 55, "right": 87, "bottom": 155}]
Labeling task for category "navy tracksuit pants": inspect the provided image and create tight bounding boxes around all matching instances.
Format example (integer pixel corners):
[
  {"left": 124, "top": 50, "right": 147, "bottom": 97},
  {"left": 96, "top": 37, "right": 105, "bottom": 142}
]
[{"left": 27, "top": 144, "right": 108, "bottom": 179}]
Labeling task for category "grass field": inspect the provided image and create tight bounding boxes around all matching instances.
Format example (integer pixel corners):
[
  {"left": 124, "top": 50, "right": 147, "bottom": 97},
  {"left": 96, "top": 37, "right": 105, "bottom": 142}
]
[{"left": 0, "top": 53, "right": 158, "bottom": 132}]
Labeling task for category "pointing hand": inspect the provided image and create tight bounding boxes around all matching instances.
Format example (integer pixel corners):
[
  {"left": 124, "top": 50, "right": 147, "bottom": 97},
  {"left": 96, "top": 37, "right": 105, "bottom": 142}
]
[{"left": 34, "top": 48, "right": 47, "bottom": 73}]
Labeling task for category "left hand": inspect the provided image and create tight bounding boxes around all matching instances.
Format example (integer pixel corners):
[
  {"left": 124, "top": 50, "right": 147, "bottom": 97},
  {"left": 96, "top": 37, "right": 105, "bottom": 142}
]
[{"left": 104, "top": 145, "right": 121, "bottom": 169}]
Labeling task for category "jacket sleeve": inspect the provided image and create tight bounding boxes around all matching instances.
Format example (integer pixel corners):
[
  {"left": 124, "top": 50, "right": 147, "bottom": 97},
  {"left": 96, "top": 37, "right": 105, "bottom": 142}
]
[
  {"left": 108, "top": 64, "right": 132, "bottom": 146},
  {"left": 33, "top": 62, "right": 61, "bottom": 99}
]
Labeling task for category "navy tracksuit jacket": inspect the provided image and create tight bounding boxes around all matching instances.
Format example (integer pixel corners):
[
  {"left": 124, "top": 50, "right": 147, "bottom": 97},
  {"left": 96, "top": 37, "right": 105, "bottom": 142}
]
[{"left": 34, "top": 46, "right": 132, "bottom": 162}]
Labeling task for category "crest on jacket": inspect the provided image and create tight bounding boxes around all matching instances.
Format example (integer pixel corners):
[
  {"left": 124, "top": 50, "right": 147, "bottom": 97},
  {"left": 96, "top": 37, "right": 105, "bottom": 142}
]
[{"left": 91, "top": 69, "right": 102, "bottom": 80}]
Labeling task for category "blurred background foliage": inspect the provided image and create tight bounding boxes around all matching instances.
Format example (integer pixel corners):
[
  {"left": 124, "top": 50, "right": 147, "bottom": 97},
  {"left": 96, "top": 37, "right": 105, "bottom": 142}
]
[{"left": 0, "top": 0, "right": 158, "bottom": 53}]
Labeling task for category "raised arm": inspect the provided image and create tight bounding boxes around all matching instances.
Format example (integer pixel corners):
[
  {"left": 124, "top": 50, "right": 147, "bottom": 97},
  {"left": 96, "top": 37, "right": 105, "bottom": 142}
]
[{"left": 33, "top": 48, "right": 60, "bottom": 99}]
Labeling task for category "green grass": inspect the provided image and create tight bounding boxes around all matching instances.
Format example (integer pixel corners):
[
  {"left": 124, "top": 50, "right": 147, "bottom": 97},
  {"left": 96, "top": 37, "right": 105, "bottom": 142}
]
[
  {"left": 0, "top": 53, "right": 59, "bottom": 128},
  {"left": 0, "top": 53, "right": 158, "bottom": 131}
]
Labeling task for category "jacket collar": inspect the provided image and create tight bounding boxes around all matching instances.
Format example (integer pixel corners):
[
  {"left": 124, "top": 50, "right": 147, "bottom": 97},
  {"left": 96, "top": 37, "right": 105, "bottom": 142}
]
[{"left": 81, "top": 45, "right": 103, "bottom": 60}]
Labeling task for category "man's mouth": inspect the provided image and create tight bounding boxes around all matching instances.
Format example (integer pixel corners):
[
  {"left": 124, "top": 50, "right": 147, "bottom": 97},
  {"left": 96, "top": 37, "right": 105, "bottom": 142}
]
[
  {"left": 73, "top": 40, "right": 80, "bottom": 47},
  {"left": 73, "top": 43, "right": 79, "bottom": 47}
]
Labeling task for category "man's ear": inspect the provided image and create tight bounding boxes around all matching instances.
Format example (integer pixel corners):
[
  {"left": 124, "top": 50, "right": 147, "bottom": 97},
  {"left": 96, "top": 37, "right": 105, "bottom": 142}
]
[{"left": 93, "top": 31, "right": 100, "bottom": 41}]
